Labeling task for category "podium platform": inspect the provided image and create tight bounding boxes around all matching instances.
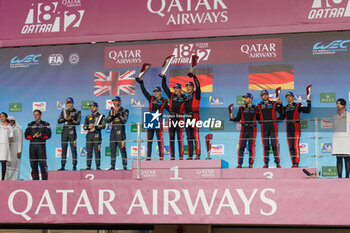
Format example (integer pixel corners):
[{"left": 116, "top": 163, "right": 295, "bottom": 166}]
[
  {"left": 48, "top": 170, "right": 133, "bottom": 180},
  {"left": 132, "top": 159, "right": 223, "bottom": 180},
  {"left": 49, "top": 160, "right": 315, "bottom": 180}
]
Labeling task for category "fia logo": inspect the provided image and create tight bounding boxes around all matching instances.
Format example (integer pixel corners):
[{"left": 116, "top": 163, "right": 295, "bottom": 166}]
[
  {"left": 22, "top": 2, "right": 85, "bottom": 34},
  {"left": 144, "top": 110, "right": 162, "bottom": 129},
  {"left": 308, "top": 0, "right": 350, "bottom": 19},
  {"left": 48, "top": 54, "right": 64, "bottom": 66}
]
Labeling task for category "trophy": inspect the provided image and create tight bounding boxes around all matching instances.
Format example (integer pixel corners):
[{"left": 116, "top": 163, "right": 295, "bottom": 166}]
[
  {"left": 63, "top": 108, "right": 70, "bottom": 125},
  {"left": 205, "top": 134, "right": 213, "bottom": 160},
  {"left": 275, "top": 87, "right": 281, "bottom": 100},
  {"left": 190, "top": 55, "right": 199, "bottom": 73},
  {"left": 137, "top": 63, "right": 151, "bottom": 81},
  {"left": 94, "top": 114, "right": 103, "bottom": 126},
  {"left": 63, "top": 108, "right": 69, "bottom": 118},
  {"left": 159, "top": 55, "right": 174, "bottom": 78},
  {"left": 228, "top": 104, "right": 234, "bottom": 120},
  {"left": 306, "top": 84, "right": 312, "bottom": 101}
]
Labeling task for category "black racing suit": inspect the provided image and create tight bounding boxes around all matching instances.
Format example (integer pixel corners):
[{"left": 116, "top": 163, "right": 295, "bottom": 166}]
[
  {"left": 57, "top": 108, "right": 81, "bottom": 168},
  {"left": 280, "top": 100, "right": 311, "bottom": 166},
  {"left": 138, "top": 80, "right": 168, "bottom": 160},
  {"left": 257, "top": 100, "right": 283, "bottom": 166},
  {"left": 185, "top": 73, "right": 201, "bottom": 159},
  {"left": 106, "top": 106, "right": 129, "bottom": 169},
  {"left": 231, "top": 105, "right": 258, "bottom": 166},
  {"left": 25, "top": 120, "right": 52, "bottom": 180},
  {"left": 162, "top": 77, "right": 186, "bottom": 160},
  {"left": 83, "top": 112, "right": 106, "bottom": 169}
]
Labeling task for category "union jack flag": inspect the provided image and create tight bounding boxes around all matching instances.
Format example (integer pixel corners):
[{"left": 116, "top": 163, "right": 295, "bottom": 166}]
[{"left": 94, "top": 70, "right": 136, "bottom": 96}]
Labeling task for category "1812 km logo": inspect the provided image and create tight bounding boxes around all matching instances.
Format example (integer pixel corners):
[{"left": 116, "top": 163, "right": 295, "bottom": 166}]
[{"left": 21, "top": 1, "right": 85, "bottom": 34}]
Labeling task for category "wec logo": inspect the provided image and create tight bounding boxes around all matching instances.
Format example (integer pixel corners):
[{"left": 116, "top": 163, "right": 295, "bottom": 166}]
[
  {"left": 313, "top": 40, "right": 350, "bottom": 54},
  {"left": 10, "top": 54, "right": 42, "bottom": 68},
  {"left": 308, "top": 0, "right": 350, "bottom": 19},
  {"left": 22, "top": 2, "right": 85, "bottom": 34}
]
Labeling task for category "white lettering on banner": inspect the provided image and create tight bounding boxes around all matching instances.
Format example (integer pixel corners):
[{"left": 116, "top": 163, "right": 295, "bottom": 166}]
[
  {"left": 170, "top": 166, "right": 183, "bottom": 180},
  {"left": 8, "top": 188, "right": 276, "bottom": 221},
  {"left": 73, "top": 189, "right": 94, "bottom": 215},
  {"left": 215, "top": 189, "right": 239, "bottom": 215},
  {"left": 240, "top": 43, "right": 277, "bottom": 58},
  {"left": 8, "top": 190, "right": 33, "bottom": 221},
  {"left": 108, "top": 50, "right": 142, "bottom": 64},
  {"left": 308, "top": 0, "right": 350, "bottom": 19},
  {"left": 166, "top": 118, "right": 221, "bottom": 128},
  {"left": 21, "top": 2, "right": 85, "bottom": 34},
  {"left": 153, "top": 190, "right": 158, "bottom": 215},
  {"left": 56, "top": 190, "right": 74, "bottom": 215},
  {"left": 236, "top": 189, "right": 258, "bottom": 215},
  {"left": 98, "top": 190, "right": 117, "bottom": 215},
  {"left": 260, "top": 188, "right": 277, "bottom": 216},
  {"left": 8, "top": 189, "right": 117, "bottom": 221},
  {"left": 127, "top": 189, "right": 150, "bottom": 215},
  {"left": 164, "top": 189, "right": 183, "bottom": 215},
  {"left": 183, "top": 189, "right": 218, "bottom": 215},
  {"left": 35, "top": 190, "right": 57, "bottom": 215},
  {"left": 147, "top": 0, "right": 228, "bottom": 25},
  {"left": 127, "top": 188, "right": 277, "bottom": 217}
]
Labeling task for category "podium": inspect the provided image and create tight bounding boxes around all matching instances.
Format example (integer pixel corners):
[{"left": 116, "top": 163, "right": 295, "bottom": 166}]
[
  {"left": 48, "top": 160, "right": 316, "bottom": 181},
  {"left": 48, "top": 170, "right": 133, "bottom": 180},
  {"left": 132, "top": 160, "right": 223, "bottom": 180}
]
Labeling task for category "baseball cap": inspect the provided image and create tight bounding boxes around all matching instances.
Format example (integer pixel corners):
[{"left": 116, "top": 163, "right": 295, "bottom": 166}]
[
  {"left": 260, "top": 90, "right": 269, "bottom": 96},
  {"left": 243, "top": 93, "right": 253, "bottom": 100},
  {"left": 173, "top": 84, "right": 182, "bottom": 89},
  {"left": 66, "top": 97, "right": 74, "bottom": 103},
  {"left": 285, "top": 92, "right": 295, "bottom": 98},
  {"left": 112, "top": 96, "right": 121, "bottom": 102},
  {"left": 186, "top": 81, "right": 194, "bottom": 87},
  {"left": 89, "top": 102, "right": 99, "bottom": 107},
  {"left": 153, "top": 86, "right": 162, "bottom": 92}
]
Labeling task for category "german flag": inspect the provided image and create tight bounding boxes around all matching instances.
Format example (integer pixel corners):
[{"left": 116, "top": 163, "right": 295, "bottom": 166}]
[
  {"left": 169, "top": 67, "right": 213, "bottom": 92},
  {"left": 249, "top": 64, "right": 294, "bottom": 90}
]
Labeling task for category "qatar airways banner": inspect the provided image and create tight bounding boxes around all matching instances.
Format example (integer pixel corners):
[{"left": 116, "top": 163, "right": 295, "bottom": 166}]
[
  {"left": 2, "top": 179, "right": 350, "bottom": 225},
  {"left": 104, "top": 39, "right": 283, "bottom": 68},
  {"left": 1, "top": 0, "right": 350, "bottom": 47}
]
